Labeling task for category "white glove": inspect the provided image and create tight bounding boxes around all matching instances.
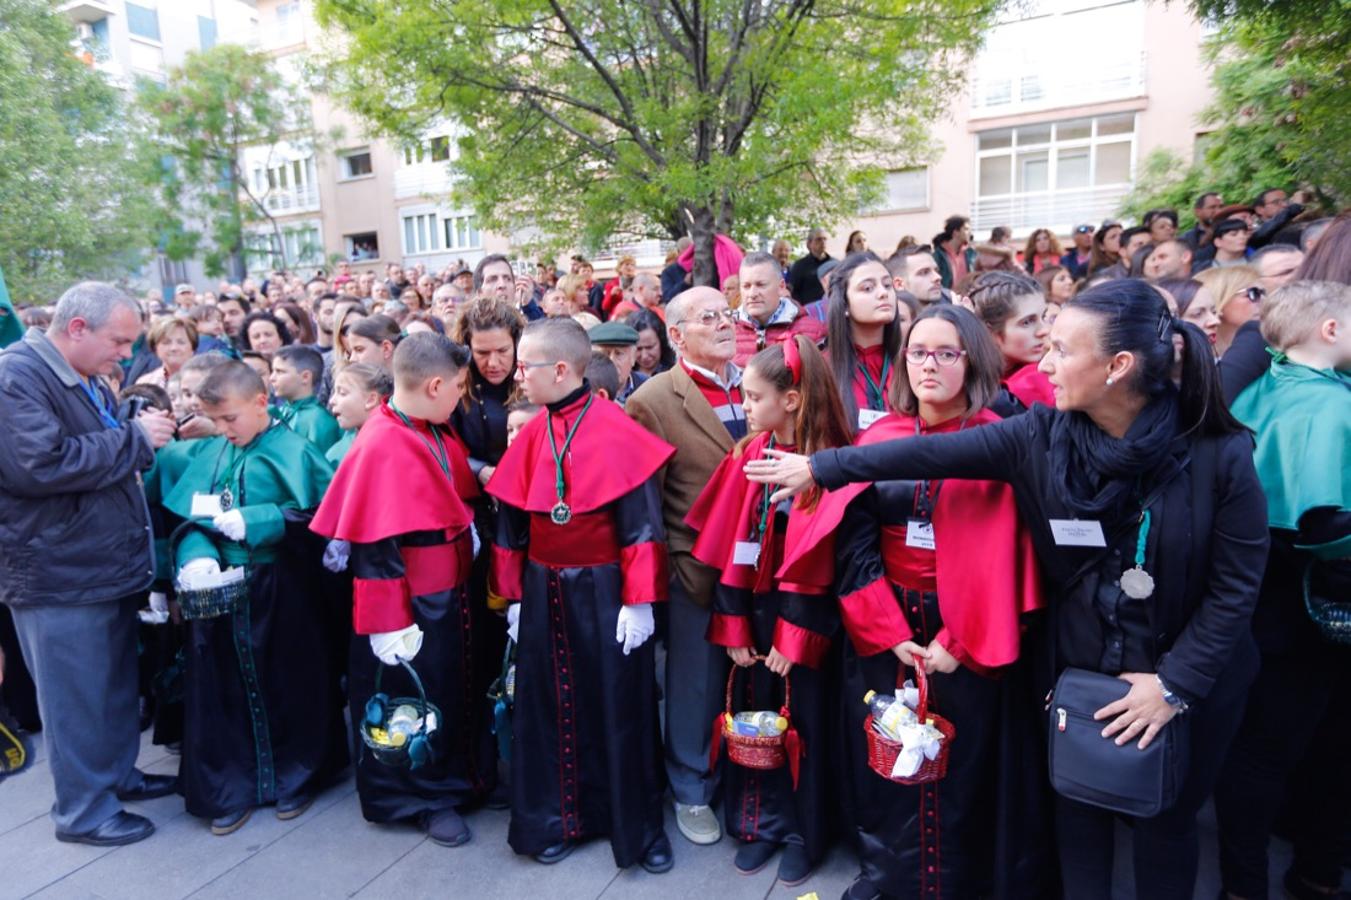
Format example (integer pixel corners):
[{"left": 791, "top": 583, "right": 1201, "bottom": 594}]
[
  {"left": 323, "top": 539, "right": 351, "bottom": 573},
  {"left": 213, "top": 509, "right": 246, "bottom": 541},
  {"left": 369, "top": 624, "right": 424, "bottom": 666},
  {"left": 615, "top": 604, "right": 655, "bottom": 656},
  {"left": 177, "top": 557, "right": 220, "bottom": 591},
  {"left": 140, "top": 591, "right": 170, "bottom": 624},
  {"left": 506, "top": 604, "right": 520, "bottom": 644},
  {"left": 470, "top": 523, "right": 481, "bottom": 560}
]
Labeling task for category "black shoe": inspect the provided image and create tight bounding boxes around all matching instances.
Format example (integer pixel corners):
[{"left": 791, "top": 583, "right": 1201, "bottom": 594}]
[
  {"left": 56, "top": 811, "right": 155, "bottom": 846},
  {"left": 422, "top": 808, "right": 472, "bottom": 847},
  {"left": 535, "top": 840, "right": 578, "bottom": 865},
  {"left": 734, "top": 839, "right": 778, "bottom": 875},
  {"left": 1283, "top": 868, "right": 1351, "bottom": 900},
  {"left": 842, "top": 876, "right": 883, "bottom": 900},
  {"left": 484, "top": 781, "right": 510, "bottom": 810},
  {"left": 778, "top": 842, "right": 812, "bottom": 886},
  {"left": 275, "top": 792, "right": 315, "bottom": 820},
  {"left": 210, "top": 807, "right": 253, "bottom": 836},
  {"left": 116, "top": 772, "right": 179, "bottom": 802},
  {"left": 641, "top": 833, "right": 674, "bottom": 874}
]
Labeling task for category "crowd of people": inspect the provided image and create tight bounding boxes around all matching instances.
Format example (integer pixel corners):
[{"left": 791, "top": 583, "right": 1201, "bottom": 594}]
[{"left": 0, "top": 194, "right": 1347, "bottom": 900}]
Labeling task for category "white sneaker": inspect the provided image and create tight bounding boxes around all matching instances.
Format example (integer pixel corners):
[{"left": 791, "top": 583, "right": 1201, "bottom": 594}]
[{"left": 673, "top": 802, "right": 721, "bottom": 845}]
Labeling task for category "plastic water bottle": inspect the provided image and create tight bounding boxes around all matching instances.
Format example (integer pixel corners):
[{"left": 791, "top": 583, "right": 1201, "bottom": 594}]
[
  {"left": 504, "top": 664, "right": 516, "bottom": 703},
  {"left": 863, "top": 690, "right": 916, "bottom": 741},
  {"left": 731, "top": 711, "right": 787, "bottom": 737}
]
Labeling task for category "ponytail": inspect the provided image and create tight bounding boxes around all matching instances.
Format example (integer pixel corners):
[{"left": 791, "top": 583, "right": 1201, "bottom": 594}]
[{"left": 1173, "top": 317, "right": 1245, "bottom": 438}]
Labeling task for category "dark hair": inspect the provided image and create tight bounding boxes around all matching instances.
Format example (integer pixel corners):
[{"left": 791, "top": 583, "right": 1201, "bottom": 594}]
[
  {"left": 1089, "top": 223, "right": 1123, "bottom": 274},
  {"left": 199, "top": 360, "right": 267, "bottom": 405},
  {"left": 1119, "top": 225, "right": 1149, "bottom": 246},
  {"left": 1128, "top": 243, "right": 1157, "bottom": 278},
  {"left": 348, "top": 313, "right": 402, "bottom": 347},
  {"left": 239, "top": 349, "right": 271, "bottom": 373},
  {"left": 890, "top": 305, "right": 1002, "bottom": 417},
  {"left": 274, "top": 302, "right": 315, "bottom": 344},
  {"left": 1069, "top": 280, "right": 1244, "bottom": 437},
  {"left": 238, "top": 311, "right": 293, "bottom": 352},
  {"left": 217, "top": 294, "right": 252, "bottom": 314},
  {"left": 1292, "top": 213, "right": 1351, "bottom": 286},
  {"left": 1143, "top": 208, "right": 1179, "bottom": 228},
  {"left": 1153, "top": 278, "right": 1204, "bottom": 315},
  {"left": 845, "top": 230, "right": 868, "bottom": 253},
  {"left": 826, "top": 252, "right": 902, "bottom": 430},
  {"left": 403, "top": 311, "right": 447, "bottom": 335},
  {"left": 888, "top": 244, "right": 934, "bottom": 276},
  {"left": 392, "top": 332, "right": 470, "bottom": 387},
  {"left": 742, "top": 335, "right": 852, "bottom": 509},
  {"left": 585, "top": 351, "right": 621, "bottom": 400},
  {"left": 121, "top": 383, "right": 173, "bottom": 414},
  {"left": 1252, "top": 187, "right": 1284, "bottom": 208},
  {"left": 990, "top": 226, "right": 1011, "bottom": 243},
  {"left": 966, "top": 271, "right": 1044, "bottom": 366},
  {"left": 472, "top": 253, "right": 513, "bottom": 292},
  {"left": 624, "top": 308, "right": 675, "bottom": 371},
  {"left": 273, "top": 344, "right": 325, "bottom": 386},
  {"left": 1194, "top": 191, "right": 1220, "bottom": 209},
  {"left": 1035, "top": 265, "right": 1068, "bottom": 299}
]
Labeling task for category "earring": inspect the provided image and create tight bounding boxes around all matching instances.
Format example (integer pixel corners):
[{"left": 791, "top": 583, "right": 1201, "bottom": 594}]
[{"left": 1106, "top": 377, "right": 1115, "bottom": 386}]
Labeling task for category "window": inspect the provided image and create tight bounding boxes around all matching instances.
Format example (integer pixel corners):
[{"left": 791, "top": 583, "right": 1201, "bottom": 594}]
[
  {"left": 274, "top": 1, "right": 301, "bottom": 46},
  {"left": 339, "top": 148, "right": 373, "bottom": 180},
  {"left": 126, "top": 2, "right": 160, "bottom": 41},
  {"left": 198, "top": 16, "right": 217, "bottom": 50},
  {"left": 430, "top": 136, "right": 451, "bottom": 162},
  {"left": 246, "top": 221, "right": 323, "bottom": 275},
  {"left": 250, "top": 155, "right": 318, "bottom": 212},
  {"left": 403, "top": 134, "right": 454, "bottom": 165},
  {"left": 344, "top": 232, "right": 380, "bottom": 261},
  {"left": 973, "top": 114, "right": 1136, "bottom": 230},
  {"left": 443, "top": 215, "right": 481, "bottom": 251},
  {"left": 402, "top": 144, "right": 425, "bottom": 166},
  {"left": 403, "top": 212, "right": 439, "bottom": 255},
  {"left": 865, "top": 168, "right": 929, "bottom": 213}
]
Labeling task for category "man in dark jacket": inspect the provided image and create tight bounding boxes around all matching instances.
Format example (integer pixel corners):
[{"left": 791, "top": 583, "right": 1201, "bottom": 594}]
[
  {"left": 786, "top": 228, "right": 832, "bottom": 303},
  {"left": 0, "top": 282, "right": 178, "bottom": 846}
]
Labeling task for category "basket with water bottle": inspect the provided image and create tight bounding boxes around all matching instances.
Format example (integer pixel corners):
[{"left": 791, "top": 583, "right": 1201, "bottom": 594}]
[
  {"left": 710, "top": 658, "right": 795, "bottom": 772},
  {"left": 864, "top": 665, "right": 955, "bottom": 785},
  {"left": 361, "top": 659, "right": 441, "bottom": 770}
]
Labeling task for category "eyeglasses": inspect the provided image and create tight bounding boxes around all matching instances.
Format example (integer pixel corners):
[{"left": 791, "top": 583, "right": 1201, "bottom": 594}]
[
  {"left": 515, "top": 359, "right": 557, "bottom": 372},
  {"left": 903, "top": 347, "right": 967, "bottom": 367},
  {"left": 679, "top": 308, "right": 735, "bottom": 327}
]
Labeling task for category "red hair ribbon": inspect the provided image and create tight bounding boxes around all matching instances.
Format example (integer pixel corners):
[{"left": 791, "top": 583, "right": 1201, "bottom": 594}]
[{"left": 782, "top": 336, "right": 802, "bottom": 385}]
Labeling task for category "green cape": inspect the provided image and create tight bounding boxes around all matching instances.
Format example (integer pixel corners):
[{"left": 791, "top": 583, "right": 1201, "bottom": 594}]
[{"left": 0, "top": 265, "right": 22, "bottom": 349}]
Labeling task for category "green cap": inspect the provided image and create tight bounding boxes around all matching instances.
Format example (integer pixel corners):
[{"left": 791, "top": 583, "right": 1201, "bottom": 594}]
[{"left": 588, "top": 321, "right": 639, "bottom": 346}]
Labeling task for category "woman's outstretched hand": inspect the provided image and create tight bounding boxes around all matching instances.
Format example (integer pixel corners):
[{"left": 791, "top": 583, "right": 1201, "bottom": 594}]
[{"left": 743, "top": 448, "right": 815, "bottom": 503}]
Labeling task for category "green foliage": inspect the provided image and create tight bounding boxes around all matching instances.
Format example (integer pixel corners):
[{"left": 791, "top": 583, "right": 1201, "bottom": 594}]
[
  {"left": 136, "top": 44, "right": 315, "bottom": 280},
  {"left": 314, "top": 0, "right": 999, "bottom": 283},
  {"left": 0, "top": 0, "right": 156, "bottom": 305},
  {"left": 1120, "top": 4, "right": 1351, "bottom": 224}
]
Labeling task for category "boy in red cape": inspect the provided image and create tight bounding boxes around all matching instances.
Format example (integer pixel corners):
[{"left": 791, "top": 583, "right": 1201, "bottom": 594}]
[
  {"left": 485, "top": 318, "right": 677, "bottom": 873},
  {"left": 311, "top": 333, "right": 493, "bottom": 847}
]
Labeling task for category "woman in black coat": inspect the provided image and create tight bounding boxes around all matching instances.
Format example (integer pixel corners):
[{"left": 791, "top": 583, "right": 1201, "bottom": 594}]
[{"left": 748, "top": 279, "right": 1268, "bottom": 900}]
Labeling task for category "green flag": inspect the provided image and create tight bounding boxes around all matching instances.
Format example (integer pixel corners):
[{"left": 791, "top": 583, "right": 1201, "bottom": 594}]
[{"left": 0, "top": 266, "right": 21, "bottom": 349}]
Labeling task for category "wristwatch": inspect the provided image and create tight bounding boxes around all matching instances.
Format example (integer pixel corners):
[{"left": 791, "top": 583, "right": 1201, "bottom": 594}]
[{"left": 1156, "top": 675, "right": 1189, "bottom": 713}]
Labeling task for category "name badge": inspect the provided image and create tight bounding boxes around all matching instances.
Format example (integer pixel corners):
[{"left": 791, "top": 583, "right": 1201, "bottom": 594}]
[
  {"left": 1048, "top": 518, "right": 1107, "bottom": 547},
  {"left": 858, "top": 409, "right": 887, "bottom": 431},
  {"left": 733, "top": 541, "right": 762, "bottom": 567},
  {"left": 191, "top": 493, "right": 224, "bottom": 518},
  {"left": 905, "top": 519, "right": 936, "bottom": 550}
]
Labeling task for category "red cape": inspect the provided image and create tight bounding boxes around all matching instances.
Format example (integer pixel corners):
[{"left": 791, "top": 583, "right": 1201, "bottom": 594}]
[
  {"left": 685, "top": 433, "right": 834, "bottom": 594},
  {"left": 1005, "top": 364, "right": 1056, "bottom": 410},
  {"left": 485, "top": 391, "right": 675, "bottom": 514},
  {"left": 778, "top": 409, "right": 1043, "bottom": 669},
  {"left": 311, "top": 402, "right": 477, "bottom": 542}
]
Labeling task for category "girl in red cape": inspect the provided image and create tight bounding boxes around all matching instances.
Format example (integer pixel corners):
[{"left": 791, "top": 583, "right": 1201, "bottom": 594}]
[
  {"left": 779, "top": 306, "right": 1051, "bottom": 900},
  {"left": 686, "top": 335, "right": 852, "bottom": 885},
  {"left": 966, "top": 270, "right": 1056, "bottom": 416}
]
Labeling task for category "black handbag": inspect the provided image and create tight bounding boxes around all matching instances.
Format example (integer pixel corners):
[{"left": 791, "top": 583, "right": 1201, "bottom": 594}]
[{"left": 1048, "top": 667, "right": 1188, "bottom": 818}]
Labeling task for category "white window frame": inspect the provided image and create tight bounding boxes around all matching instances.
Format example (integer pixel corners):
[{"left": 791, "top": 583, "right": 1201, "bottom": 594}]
[
  {"left": 401, "top": 206, "right": 441, "bottom": 256},
  {"left": 442, "top": 213, "right": 482, "bottom": 252},
  {"left": 338, "top": 147, "right": 373, "bottom": 181}
]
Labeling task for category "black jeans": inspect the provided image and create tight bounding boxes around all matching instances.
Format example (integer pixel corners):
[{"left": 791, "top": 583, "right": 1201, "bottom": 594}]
[{"left": 1056, "top": 637, "right": 1257, "bottom": 900}]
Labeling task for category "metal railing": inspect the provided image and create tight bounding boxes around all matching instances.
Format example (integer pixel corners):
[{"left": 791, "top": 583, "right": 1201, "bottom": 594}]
[
  {"left": 971, "top": 184, "right": 1129, "bottom": 232},
  {"left": 260, "top": 185, "right": 320, "bottom": 214}
]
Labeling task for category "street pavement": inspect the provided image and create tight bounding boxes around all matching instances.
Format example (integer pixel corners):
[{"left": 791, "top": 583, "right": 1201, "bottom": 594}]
[{"left": 1, "top": 727, "right": 1289, "bottom": 899}]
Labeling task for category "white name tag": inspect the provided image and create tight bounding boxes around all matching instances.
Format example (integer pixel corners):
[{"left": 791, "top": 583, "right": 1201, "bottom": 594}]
[
  {"left": 858, "top": 409, "right": 887, "bottom": 431},
  {"left": 905, "top": 519, "right": 936, "bottom": 550},
  {"left": 1048, "top": 518, "right": 1107, "bottom": 547},
  {"left": 733, "top": 541, "right": 762, "bottom": 567},
  {"left": 190, "top": 493, "right": 224, "bottom": 518}
]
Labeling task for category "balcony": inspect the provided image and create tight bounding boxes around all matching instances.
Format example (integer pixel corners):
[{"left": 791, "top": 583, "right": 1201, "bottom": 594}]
[
  {"left": 393, "top": 164, "right": 455, "bottom": 201},
  {"left": 259, "top": 185, "right": 321, "bottom": 215},
  {"left": 58, "top": 0, "right": 115, "bottom": 24},
  {"left": 971, "top": 184, "right": 1129, "bottom": 233}
]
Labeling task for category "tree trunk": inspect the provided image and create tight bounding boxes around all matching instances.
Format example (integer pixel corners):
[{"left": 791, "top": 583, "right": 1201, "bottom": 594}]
[
  {"left": 225, "top": 161, "right": 247, "bottom": 283},
  {"left": 685, "top": 203, "right": 718, "bottom": 288}
]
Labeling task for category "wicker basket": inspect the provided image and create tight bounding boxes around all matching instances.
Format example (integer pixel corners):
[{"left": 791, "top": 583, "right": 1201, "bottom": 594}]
[
  {"left": 361, "top": 660, "right": 442, "bottom": 769},
  {"left": 864, "top": 666, "right": 955, "bottom": 785},
  {"left": 721, "top": 661, "right": 792, "bottom": 771},
  {"left": 178, "top": 577, "right": 248, "bottom": 621}
]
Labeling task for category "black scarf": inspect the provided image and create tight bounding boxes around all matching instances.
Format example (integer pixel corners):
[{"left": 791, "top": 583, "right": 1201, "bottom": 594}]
[{"left": 1048, "top": 389, "right": 1180, "bottom": 519}]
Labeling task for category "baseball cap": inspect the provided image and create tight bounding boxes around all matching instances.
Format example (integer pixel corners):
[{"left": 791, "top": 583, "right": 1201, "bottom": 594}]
[
  {"left": 174, "top": 283, "right": 194, "bottom": 295},
  {"left": 1074, "top": 224, "right": 1094, "bottom": 234}
]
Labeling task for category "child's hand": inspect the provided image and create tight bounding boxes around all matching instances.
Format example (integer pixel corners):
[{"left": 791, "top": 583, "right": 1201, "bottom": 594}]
[
  {"left": 727, "top": 647, "right": 755, "bottom": 667},
  {"left": 765, "top": 647, "right": 793, "bottom": 677}
]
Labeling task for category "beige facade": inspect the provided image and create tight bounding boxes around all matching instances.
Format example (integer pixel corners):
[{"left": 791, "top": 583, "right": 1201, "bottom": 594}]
[{"left": 833, "top": 0, "right": 1215, "bottom": 260}]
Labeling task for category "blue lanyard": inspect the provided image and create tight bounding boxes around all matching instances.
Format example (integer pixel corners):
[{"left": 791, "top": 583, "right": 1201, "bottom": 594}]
[{"left": 80, "top": 378, "right": 120, "bottom": 429}]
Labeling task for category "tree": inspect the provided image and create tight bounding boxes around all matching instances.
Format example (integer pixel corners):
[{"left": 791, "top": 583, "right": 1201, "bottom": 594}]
[
  {"left": 315, "top": 0, "right": 999, "bottom": 285},
  {"left": 136, "top": 45, "right": 318, "bottom": 281},
  {"left": 0, "top": 0, "right": 156, "bottom": 305},
  {"left": 1119, "top": 3, "right": 1351, "bottom": 226}
]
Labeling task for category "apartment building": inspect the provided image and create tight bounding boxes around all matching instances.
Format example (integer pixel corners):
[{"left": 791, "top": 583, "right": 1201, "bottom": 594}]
[{"left": 841, "top": 0, "right": 1215, "bottom": 255}]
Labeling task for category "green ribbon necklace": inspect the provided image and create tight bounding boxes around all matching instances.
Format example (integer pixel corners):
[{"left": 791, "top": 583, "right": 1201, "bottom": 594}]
[
  {"left": 546, "top": 392, "right": 595, "bottom": 525},
  {"left": 389, "top": 400, "right": 453, "bottom": 483}
]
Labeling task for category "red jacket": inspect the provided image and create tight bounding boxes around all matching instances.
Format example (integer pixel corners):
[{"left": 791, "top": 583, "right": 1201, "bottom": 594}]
[{"left": 732, "top": 299, "right": 827, "bottom": 367}]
